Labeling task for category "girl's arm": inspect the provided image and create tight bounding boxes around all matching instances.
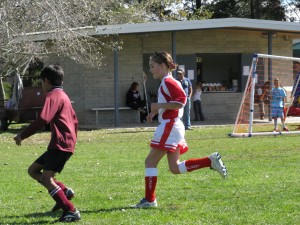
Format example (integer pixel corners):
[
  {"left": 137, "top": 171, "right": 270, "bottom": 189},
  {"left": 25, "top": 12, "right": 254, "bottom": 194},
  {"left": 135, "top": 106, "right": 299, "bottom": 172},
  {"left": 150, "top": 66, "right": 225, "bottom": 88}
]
[
  {"left": 146, "top": 102, "right": 183, "bottom": 123},
  {"left": 151, "top": 102, "right": 183, "bottom": 112}
]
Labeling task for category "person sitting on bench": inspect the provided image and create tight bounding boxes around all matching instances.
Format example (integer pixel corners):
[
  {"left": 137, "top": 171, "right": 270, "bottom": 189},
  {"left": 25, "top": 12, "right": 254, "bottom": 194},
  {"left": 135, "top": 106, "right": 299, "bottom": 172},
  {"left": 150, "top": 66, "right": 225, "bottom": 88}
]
[{"left": 126, "top": 82, "right": 147, "bottom": 122}]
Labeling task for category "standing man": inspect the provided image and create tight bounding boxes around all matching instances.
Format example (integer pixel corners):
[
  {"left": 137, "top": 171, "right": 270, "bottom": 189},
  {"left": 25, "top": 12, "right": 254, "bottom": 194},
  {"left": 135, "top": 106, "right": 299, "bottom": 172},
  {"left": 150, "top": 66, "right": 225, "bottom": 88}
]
[{"left": 177, "top": 68, "right": 193, "bottom": 130}]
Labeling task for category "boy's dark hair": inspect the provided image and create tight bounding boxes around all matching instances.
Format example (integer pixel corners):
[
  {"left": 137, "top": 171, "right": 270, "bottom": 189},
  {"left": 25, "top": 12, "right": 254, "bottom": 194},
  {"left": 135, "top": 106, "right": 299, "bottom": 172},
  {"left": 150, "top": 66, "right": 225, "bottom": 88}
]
[{"left": 40, "top": 64, "right": 64, "bottom": 86}]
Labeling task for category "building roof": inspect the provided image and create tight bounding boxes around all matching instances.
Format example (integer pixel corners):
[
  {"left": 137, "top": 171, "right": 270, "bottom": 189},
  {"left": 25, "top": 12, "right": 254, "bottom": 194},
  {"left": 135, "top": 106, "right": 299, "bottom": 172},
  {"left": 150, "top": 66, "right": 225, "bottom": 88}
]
[
  {"left": 17, "top": 18, "right": 300, "bottom": 43},
  {"left": 96, "top": 18, "right": 300, "bottom": 35}
]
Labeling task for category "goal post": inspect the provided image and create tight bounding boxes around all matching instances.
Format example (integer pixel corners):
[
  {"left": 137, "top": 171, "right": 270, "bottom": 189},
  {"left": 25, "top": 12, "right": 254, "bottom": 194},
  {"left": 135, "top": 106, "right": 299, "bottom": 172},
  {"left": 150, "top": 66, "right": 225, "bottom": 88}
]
[{"left": 231, "top": 53, "right": 300, "bottom": 137}]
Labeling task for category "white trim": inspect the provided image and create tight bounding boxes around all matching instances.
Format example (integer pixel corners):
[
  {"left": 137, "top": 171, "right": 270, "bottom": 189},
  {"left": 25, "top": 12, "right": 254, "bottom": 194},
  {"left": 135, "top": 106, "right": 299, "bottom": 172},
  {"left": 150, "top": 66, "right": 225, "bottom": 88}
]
[
  {"left": 145, "top": 168, "right": 158, "bottom": 177},
  {"left": 178, "top": 161, "right": 187, "bottom": 174}
]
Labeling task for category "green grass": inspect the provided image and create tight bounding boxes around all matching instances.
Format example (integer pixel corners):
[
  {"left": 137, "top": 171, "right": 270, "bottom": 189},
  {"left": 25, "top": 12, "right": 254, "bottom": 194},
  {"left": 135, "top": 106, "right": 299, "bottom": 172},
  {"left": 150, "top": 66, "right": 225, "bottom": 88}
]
[{"left": 0, "top": 124, "right": 300, "bottom": 224}]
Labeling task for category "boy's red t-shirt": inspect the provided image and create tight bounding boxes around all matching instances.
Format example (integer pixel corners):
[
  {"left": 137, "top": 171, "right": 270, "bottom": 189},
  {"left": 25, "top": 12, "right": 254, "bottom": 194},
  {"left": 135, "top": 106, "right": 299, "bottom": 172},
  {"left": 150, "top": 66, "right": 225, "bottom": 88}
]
[{"left": 19, "top": 88, "right": 78, "bottom": 153}]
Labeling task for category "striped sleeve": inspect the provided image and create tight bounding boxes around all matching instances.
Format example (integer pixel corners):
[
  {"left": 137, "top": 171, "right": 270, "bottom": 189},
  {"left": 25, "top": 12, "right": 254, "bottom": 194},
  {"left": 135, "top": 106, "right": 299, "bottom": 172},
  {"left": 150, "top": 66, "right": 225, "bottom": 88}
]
[{"left": 164, "top": 76, "right": 186, "bottom": 105}]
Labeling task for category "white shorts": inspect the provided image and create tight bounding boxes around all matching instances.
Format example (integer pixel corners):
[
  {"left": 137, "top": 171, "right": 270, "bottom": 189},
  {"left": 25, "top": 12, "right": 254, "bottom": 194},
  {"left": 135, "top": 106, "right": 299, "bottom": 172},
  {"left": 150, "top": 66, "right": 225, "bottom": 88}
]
[{"left": 150, "top": 118, "right": 188, "bottom": 154}]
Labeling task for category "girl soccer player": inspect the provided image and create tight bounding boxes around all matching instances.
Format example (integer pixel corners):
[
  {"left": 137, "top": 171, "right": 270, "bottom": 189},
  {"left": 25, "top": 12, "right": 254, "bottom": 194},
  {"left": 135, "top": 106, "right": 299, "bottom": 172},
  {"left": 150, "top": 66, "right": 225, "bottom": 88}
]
[{"left": 133, "top": 51, "right": 227, "bottom": 208}]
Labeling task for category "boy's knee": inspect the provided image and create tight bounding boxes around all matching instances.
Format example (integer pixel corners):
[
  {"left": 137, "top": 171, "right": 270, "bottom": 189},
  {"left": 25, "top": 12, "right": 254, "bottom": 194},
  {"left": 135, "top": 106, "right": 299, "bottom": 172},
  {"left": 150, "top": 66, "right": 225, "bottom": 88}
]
[
  {"left": 27, "top": 165, "right": 35, "bottom": 178},
  {"left": 39, "top": 174, "right": 52, "bottom": 186}
]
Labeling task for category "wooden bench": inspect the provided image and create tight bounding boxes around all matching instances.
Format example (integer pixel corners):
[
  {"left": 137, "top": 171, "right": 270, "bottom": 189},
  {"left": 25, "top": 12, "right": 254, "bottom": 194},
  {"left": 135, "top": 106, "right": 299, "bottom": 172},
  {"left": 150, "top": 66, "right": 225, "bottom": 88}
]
[{"left": 90, "top": 107, "right": 140, "bottom": 125}]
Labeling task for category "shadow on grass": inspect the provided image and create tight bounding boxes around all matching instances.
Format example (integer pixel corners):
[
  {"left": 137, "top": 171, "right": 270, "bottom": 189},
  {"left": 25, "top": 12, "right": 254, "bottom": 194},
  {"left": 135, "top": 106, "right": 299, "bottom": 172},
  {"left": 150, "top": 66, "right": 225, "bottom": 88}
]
[
  {"left": 3, "top": 211, "right": 60, "bottom": 224},
  {"left": 0, "top": 127, "right": 50, "bottom": 135},
  {"left": 3, "top": 206, "right": 149, "bottom": 224},
  {"left": 80, "top": 205, "right": 158, "bottom": 215}
]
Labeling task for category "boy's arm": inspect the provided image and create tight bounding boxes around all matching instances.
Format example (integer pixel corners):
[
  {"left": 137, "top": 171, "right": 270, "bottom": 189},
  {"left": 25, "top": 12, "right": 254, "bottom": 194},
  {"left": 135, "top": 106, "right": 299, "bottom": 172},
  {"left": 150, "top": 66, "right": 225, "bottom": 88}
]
[
  {"left": 13, "top": 117, "right": 47, "bottom": 145},
  {"left": 13, "top": 95, "right": 55, "bottom": 146}
]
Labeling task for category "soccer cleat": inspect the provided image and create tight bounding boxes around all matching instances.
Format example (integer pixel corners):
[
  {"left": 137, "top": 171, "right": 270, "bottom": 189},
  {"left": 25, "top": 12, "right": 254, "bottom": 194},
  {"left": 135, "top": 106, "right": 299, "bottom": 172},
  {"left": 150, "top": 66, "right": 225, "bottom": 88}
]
[
  {"left": 273, "top": 129, "right": 279, "bottom": 132},
  {"left": 58, "top": 209, "right": 81, "bottom": 222},
  {"left": 209, "top": 152, "right": 227, "bottom": 179},
  {"left": 133, "top": 198, "right": 158, "bottom": 208},
  {"left": 282, "top": 127, "right": 289, "bottom": 132},
  {"left": 52, "top": 188, "right": 75, "bottom": 211}
]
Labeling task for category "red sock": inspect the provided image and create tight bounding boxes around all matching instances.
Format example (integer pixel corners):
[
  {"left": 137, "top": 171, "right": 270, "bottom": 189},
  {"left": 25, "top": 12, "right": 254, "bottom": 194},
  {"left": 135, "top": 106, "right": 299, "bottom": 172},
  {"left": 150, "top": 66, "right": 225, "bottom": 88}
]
[
  {"left": 53, "top": 180, "right": 67, "bottom": 192},
  {"left": 185, "top": 157, "right": 211, "bottom": 172},
  {"left": 49, "top": 186, "right": 75, "bottom": 212},
  {"left": 145, "top": 176, "right": 157, "bottom": 203}
]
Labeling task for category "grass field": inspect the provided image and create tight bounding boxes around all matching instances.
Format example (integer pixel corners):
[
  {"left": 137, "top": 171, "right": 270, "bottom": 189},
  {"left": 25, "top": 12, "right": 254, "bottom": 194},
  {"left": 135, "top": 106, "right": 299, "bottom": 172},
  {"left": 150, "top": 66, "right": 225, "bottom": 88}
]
[{"left": 0, "top": 124, "right": 300, "bottom": 224}]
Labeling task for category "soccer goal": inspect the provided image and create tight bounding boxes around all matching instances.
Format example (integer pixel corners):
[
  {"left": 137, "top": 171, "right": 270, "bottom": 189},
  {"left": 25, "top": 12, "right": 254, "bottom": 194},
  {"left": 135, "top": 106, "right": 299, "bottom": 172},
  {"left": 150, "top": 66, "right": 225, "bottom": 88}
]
[{"left": 231, "top": 53, "right": 300, "bottom": 137}]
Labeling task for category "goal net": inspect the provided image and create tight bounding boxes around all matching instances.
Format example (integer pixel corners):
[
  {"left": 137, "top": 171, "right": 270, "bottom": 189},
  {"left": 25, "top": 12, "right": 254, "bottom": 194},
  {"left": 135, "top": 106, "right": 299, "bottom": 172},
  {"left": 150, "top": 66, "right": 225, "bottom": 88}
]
[{"left": 231, "top": 53, "right": 300, "bottom": 137}]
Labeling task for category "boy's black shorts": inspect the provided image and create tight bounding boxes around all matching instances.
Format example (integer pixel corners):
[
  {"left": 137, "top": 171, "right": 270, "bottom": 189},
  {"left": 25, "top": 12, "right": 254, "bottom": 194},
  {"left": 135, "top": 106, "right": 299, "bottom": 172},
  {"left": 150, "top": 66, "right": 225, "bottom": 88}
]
[{"left": 35, "top": 149, "right": 72, "bottom": 173}]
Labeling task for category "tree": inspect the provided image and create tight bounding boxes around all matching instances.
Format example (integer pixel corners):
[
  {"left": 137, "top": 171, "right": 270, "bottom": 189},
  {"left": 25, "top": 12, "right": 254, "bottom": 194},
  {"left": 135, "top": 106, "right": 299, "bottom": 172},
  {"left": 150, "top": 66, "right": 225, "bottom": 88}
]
[
  {"left": 282, "top": 0, "right": 300, "bottom": 22},
  {"left": 205, "top": 0, "right": 287, "bottom": 21},
  {"left": 0, "top": 0, "right": 156, "bottom": 106}
]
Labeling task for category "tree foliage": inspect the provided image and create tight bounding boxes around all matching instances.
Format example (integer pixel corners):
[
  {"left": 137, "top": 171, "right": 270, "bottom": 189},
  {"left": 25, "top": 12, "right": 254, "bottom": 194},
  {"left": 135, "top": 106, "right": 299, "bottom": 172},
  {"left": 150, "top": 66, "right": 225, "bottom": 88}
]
[
  {"left": 0, "top": 0, "right": 299, "bottom": 78},
  {"left": 282, "top": 0, "right": 300, "bottom": 22},
  {"left": 204, "top": 0, "right": 286, "bottom": 21},
  {"left": 0, "top": 0, "right": 157, "bottom": 77}
]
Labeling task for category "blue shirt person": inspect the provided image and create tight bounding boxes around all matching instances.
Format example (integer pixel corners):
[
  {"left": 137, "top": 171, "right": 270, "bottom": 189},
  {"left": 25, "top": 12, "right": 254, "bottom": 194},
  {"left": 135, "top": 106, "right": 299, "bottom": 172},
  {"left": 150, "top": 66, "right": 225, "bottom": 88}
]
[{"left": 270, "top": 78, "right": 289, "bottom": 132}]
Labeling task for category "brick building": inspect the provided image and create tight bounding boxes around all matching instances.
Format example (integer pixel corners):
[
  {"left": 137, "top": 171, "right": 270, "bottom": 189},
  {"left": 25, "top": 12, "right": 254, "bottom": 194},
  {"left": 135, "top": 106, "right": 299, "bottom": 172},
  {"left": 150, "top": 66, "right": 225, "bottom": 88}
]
[{"left": 42, "top": 18, "right": 300, "bottom": 128}]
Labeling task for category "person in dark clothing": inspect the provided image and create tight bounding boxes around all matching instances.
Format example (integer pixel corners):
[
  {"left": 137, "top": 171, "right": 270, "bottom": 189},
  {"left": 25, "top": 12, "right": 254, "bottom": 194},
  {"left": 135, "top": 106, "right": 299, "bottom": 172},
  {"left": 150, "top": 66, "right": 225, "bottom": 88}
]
[
  {"left": 13, "top": 65, "right": 80, "bottom": 222},
  {"left": 126, "top": 82, "right": 147, "bottom": 122}
]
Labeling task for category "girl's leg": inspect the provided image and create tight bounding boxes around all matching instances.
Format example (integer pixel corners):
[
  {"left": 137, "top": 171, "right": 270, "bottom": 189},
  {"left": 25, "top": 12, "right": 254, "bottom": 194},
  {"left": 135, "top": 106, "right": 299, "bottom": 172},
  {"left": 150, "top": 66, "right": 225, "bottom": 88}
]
[
  {"left": 281, "top": 117, "right": 289, "bottom": 131},
  {"left": 167, "top": 148, "right": 211, "bottom": 175},
  {"left": 273, "top": 117, "right": 278, "bottom": 130},
  {"left": 193, "top": 101, "right": 199, "bottom": 121},
  {"left": 198, "top": 101, "right": 205, "bottom": 121},
  {"left": 258, "top": 100, "right": 265, "bottom": 119},
  {"left": 143, "top": 148, "right": 166, "bottom": 203}
]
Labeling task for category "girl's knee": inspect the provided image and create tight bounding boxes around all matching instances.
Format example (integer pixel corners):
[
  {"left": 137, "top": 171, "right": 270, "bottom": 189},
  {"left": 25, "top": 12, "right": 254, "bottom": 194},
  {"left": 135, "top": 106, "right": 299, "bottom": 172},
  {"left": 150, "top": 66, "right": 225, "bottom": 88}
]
[
  {"left": 169, "top": 165, "right": 180, "bottom": 174},
  {"left": 145, "top": 156, "right": 158, "bottom": 168}
]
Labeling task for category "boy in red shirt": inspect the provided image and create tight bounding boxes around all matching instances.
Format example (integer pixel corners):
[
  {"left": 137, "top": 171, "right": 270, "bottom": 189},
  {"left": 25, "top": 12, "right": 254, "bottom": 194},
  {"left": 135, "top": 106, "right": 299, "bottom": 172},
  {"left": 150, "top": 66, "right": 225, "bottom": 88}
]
[{"left": 13, "top": 65, "right": 80, "bottom": 222}]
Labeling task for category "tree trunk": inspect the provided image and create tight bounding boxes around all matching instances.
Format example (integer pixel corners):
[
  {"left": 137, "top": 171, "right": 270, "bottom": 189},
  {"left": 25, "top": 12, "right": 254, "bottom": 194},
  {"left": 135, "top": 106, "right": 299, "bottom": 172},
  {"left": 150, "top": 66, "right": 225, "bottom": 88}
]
[
  {"left": 196, "top": 0, "right": 201, "bottom": 9},
  {"left": 0, "top": 77, "right": 5, "bottom": 108},
  {"left": 250, "top": 0, "right": 254, "bottom": 18}
]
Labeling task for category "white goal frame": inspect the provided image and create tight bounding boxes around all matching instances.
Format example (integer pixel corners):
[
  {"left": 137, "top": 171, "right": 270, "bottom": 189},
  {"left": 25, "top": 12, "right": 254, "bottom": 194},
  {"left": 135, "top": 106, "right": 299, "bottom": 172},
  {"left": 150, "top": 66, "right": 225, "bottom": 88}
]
[{"left": 231, "top": 53, "right": 300, "bottom": 137}]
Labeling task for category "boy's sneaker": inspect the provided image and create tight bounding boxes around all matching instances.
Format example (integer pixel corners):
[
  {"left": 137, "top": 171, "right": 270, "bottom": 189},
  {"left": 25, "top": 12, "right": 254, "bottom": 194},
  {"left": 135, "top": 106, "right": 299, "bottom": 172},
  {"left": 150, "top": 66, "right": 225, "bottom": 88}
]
[
  {"left": 52, "top": 188, "right": 75, "bottom": 211},
  {"left": 58, "top": 209, "right": 81, "bottom": 222},
  {"left": 282, "top": 127, "right": 289, "bottom": 132},
  {"left": 133, "top": 198, "right": 158, "bottom": 208},
  {"left": 209, "top": 152, "right": 227, "bottom": 179}
]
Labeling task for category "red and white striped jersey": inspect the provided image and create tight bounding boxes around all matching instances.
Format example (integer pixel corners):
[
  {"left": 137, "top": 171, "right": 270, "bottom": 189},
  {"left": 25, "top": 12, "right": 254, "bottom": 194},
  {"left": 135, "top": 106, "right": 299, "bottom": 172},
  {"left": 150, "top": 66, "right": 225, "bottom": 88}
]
[{"left": 157, "top": 74, "right": 186, "bottom": 122}]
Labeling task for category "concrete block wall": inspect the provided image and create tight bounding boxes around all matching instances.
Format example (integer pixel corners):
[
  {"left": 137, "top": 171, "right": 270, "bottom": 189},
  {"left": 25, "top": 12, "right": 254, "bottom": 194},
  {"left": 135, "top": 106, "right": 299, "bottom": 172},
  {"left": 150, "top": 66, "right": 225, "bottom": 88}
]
[
  {"left": 201, "top": 93, "right": 243, "bottom": 121},
  {"left": 46, "top": 29, "right": 296, "bottom": 127}
]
